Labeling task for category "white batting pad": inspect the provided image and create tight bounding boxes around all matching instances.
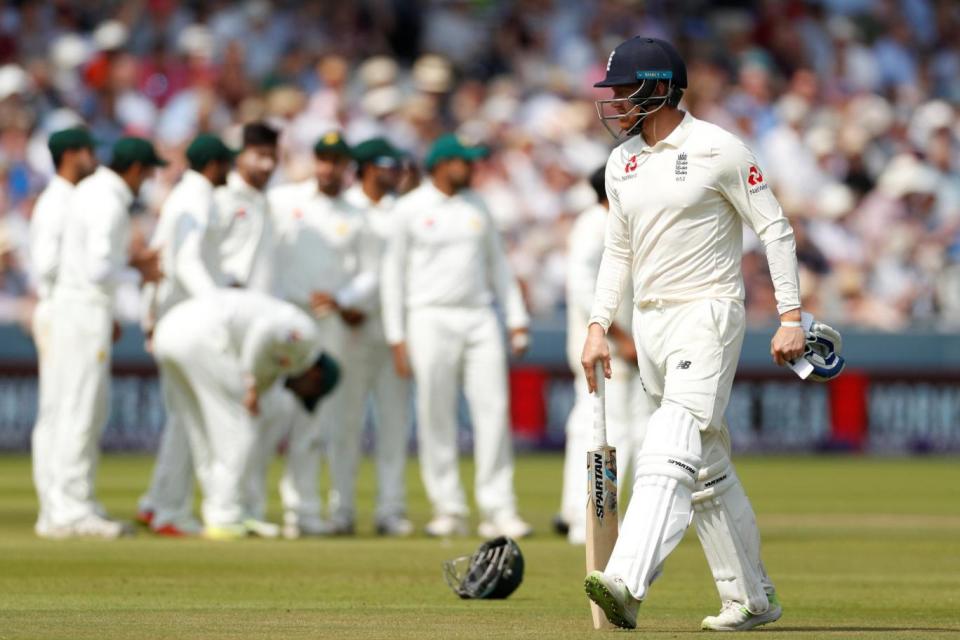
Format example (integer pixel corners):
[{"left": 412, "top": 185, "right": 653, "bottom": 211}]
[
  {"left": 605, "top": 404, "right": 702, "bottom": 600},
  {"left": 692, "top": 456, "right": 772, "bottom": 614}
]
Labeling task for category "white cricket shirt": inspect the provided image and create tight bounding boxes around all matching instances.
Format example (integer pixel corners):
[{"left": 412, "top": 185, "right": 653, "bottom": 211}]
[
  {"left": 54, "top": 166, "right": 135, "bottom": 305},
  {"left": 588, "top": 112, "right": 801, "bottom": 330},
  {"left": 29, "top": 174, "right": 74, "bottom": 300},
  {"left": 381, "top": 180, "right": 529, "bottom": 344},
  {"left": 566, "top": 203, "right": 633, "bottom": 366},
  {"left": 269, "top": 180, "right": 377, "bottom": 315},
  {"left": 146, "top": 170, "right": 224, "bottom": 322},
  {"left": 213, "top": 172, "right": 274, "bottom": 293}
]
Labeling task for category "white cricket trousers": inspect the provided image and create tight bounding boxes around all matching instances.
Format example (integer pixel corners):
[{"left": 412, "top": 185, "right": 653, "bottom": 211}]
[
  {"left": 359, "top": 332, "right": 412, "bottom": 521},
  {"left": 605, "top": 299, "right": 773, "bottom": 610},
  {"left": 407, "top": 306, "right": 519, "bottom": 519},
  {"left": 46, "top": 297, "right": 112, "bottom": 527},
  {"left": 137, "top": 373, "right": 196, "bottom": 528},
  {"left": 30, "top": 299, "right": 57, "bottom": 528},
  {"left": 560, "top": 361, "right": 650, "bottom": 540},
  {"left": 153, "top": 308, "right": 257, "bottom": 527}
]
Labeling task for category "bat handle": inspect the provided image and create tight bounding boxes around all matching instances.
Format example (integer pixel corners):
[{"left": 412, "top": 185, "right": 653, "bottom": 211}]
[{"left": 592, "top": 361, "right": 606, "bottom": 448}]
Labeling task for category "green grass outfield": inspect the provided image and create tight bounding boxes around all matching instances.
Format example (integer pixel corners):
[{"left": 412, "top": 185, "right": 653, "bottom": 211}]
[{"left": 0, "top": 454, "right": 958, "bottom": 640}]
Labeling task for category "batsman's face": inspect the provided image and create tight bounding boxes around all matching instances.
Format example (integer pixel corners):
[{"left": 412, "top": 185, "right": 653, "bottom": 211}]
[
  {"left": 610, "top": 84, "right": 644, "bottom": 133},
  {"left": 237, "top": 144, "right": 277, "bottom": 190},
  {"left": 314, "top": 153, "right": 350, "bottom": 195}
]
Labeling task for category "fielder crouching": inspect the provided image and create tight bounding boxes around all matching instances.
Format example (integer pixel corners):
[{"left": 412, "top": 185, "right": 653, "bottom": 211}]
[{"left": 151, "top": 288, "right": 338, "bottom": 541}]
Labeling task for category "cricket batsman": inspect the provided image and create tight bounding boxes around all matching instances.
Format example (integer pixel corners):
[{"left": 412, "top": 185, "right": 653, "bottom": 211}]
[
  {"left": 581, "top": 37, "right": 800, "bottom": 630},
  {"left": 342, "top": 137, "right": 414, "bottom": 537},
  {"left": 381, "top": 134, "right": 532, "bottom": 538},
  {"left": 559, "top": 166, "right": 650, "bottom": 545},
  {"left": 137, "top": 133, "right": 235, "bottom": 536},
  {"left": 46, "top": 137, "right": 165, "bottom": 538},
  {"left": 29, "top": 127, "right": 97, "bottom": 538},
  {"left": 151, "top": 288, "right": 336, "bottom": 540},
  {"left": 269, "top": 131, "right": 376, "bottom": 537}
]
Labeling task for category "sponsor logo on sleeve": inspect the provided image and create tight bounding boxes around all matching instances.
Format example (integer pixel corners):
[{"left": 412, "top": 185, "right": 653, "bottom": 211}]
[{"left": 747, "top": 165, "right": 768, "bottom": 194}]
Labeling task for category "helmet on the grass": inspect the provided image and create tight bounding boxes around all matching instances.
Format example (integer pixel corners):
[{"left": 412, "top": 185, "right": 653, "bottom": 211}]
[{"left": 442, "top": 536, "right": 524, "bottom": 599}]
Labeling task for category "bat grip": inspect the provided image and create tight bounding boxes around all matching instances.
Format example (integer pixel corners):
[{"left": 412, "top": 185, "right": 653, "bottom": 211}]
[{"left": 592, "top": 360, "right": 606, "bottom": 448}]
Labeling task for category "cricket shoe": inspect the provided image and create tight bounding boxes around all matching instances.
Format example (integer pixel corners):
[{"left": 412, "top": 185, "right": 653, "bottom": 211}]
[
  {"left": 204, "top": 524, "right": 248, "bottom": 541},
  {"left": 242, "top": 518, "right": 281, "bottom": 539},
  {"left": 477, "top": 513, "right": 533, "bottom": 539},
  {"left": 282, "top": 518, "right": 332, "bottom": 539},
  {"left": 326, "top": 518, "right": 356, "bottom": 536},
  {"left": 151, "top": 518, "right": 202, "bottom": 537},
  {"left": 135, "top": 509, "right": 154, "bottom": 527},
  {"left": 425, "top": 514, "right": 468, "bottom": 537},
  {"left": 375, "top": 516, "right": 415, "bottom": 537},
  {"left": 701, "top": 593, "right": 782, "bottom": 632},
  {"left": 552, "top": 514, "right": 570, "bottom": 536},
  {"left": 35, "top": 519, "right": 73, "bottom": 540},
  {"left": 584, "top": 570, "right": 640, "bottom": 630},
  {"left": 69, "top": 514, "right": 135, "bottom": 539}
]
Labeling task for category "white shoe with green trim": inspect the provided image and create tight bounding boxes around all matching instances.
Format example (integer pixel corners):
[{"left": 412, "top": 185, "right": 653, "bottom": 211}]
[{"left": 701, "top": 593, "right": 782, "bottom": 631}]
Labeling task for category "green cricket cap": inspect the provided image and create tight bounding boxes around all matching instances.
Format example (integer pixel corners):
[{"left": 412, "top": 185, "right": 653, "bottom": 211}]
[
  {"left": 352, "top": 137, "right": 403, "bottom": 165},
  {"left": 424, "top": 133, "right": 487, "bottom": 170},
  {"left": 186, "top": 133, "right": 237, "bottom": 169},
  {"left": 313, "top": 130, "right": 352, "bottom": 158},
  {"left": 47, "top": 127, "right": 96, "bottom": 158},
  {"left": 111, "top": 136, "right": 168, "bottom": 168}
]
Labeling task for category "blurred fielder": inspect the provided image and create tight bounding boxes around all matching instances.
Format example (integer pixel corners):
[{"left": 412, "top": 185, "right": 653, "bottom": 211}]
[
  {"left": 342, "top": 137, "right": 414, "bottom": 537},
  {"left": 136, "top": 134, "right": 235, "bottom": 536},
  {"left": 269, "top": 131, "right": 375, "bottom": 537},
  {"left": 46, "top": 137, "right": 165, "bottom": 538},
  {"left": 29, "top": 127, "right": 97, "bottom": 538},
  {"left": 151, "top": 288, "right": 335, "bottom": 540},
  {"left": 560, "top": 166, "right": 650, "bottom": 545},
  {"left": 381, "top": 134, "right": 532, "bottom": 538},
  {"left": 581, "top": 37, "right": 802, "bottom": 631}
]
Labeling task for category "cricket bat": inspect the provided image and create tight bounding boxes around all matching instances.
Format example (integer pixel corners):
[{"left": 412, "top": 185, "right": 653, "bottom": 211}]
[{"left": 585, "top": 361, "right": 618, "bottom": 630}]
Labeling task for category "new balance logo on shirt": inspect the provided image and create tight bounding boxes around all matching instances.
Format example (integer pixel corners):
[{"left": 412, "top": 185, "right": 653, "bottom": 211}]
[{"left": 676, "top": 360, "right": 692, "bottom": 369}]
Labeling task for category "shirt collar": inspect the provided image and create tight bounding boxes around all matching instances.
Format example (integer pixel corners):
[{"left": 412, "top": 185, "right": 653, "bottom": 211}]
[
  {"left": 227, "top": 171, "right": 263, "bottom": 195},
  {"left": 637, "top": 111, "right": 694, "bottom": 153},
  {"left": 96, "top": 166, "right": 134, "bottom": 207},
  {"left": 182, "top": 169, "right": 214, "bottom": 192}
]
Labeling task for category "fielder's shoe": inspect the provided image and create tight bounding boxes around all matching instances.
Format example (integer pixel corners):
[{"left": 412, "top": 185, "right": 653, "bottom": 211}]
[
  {"left": 375, "top": 516, "right": 415, "bottom": 537},
  {"left": 69, "top": 514, "right": 134, "bottom": 539},
  {"left": 135, "top": 509, "right": 154, "bottom": 527},
  {"left": 584, "top": 570, "right": 640, "bottom": 630},
  {"left": 204, "top": 524, "right": 248, "bottom": 541},
  {"left": 701, "top": 593, "right": 783, "bottom": 632},
  {"left": 552, "top": 514, "right": 570, "bottom": 536},
  {"left": 425, "top": 514, "right": 468, "bottom": 537},
  {"left": 242, "top": 518, "right": 281, "bottom": 539},
  {"left": 282, "top": 518, "right": 332, "bottom": 540},
  {"left": 478, "top": 513, "right": 533, "bottom": 539},
  {"left": 325, "top": 517, "right": 356, "bottom": 536},
  {"left": 151, "top": 518, "right": 203, "bottom": 537}
]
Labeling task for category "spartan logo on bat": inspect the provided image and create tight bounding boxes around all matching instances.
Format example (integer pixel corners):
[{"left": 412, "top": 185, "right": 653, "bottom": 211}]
[{"left": 593, "top": 453, "right": 605, "bottom": 519}]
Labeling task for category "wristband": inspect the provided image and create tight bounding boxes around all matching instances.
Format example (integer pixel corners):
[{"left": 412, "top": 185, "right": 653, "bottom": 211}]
[{"left": 780, "top": 321, "right": 802, "bottom": 328}]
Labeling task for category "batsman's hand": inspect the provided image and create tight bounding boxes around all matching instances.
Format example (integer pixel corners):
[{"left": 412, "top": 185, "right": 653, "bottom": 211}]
[
  {"left": 609, "top": 323, "right": 638, "bottom": 368},
  {"left": 243, "top": 376, "right": 260, "bottom": 416},
  {"left": 130, "top": 247, "right": 162, "bottom": 284},
  {"left": 581, "top": 322, "right": 612, "bottom": 394},
  {"left": 310, "top": 291, "right": 338, "bottom": 318},
  {"left": 391, "top": 342, "right": 412, "bottom": 378},
  {"left": 771, "top": 325, "right": 805, "bottom": 366}
]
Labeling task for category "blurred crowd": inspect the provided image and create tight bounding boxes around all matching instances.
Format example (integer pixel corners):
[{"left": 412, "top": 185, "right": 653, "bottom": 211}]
[{"left": 0, "top": 0, "right": 958, "bottom": 331}]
